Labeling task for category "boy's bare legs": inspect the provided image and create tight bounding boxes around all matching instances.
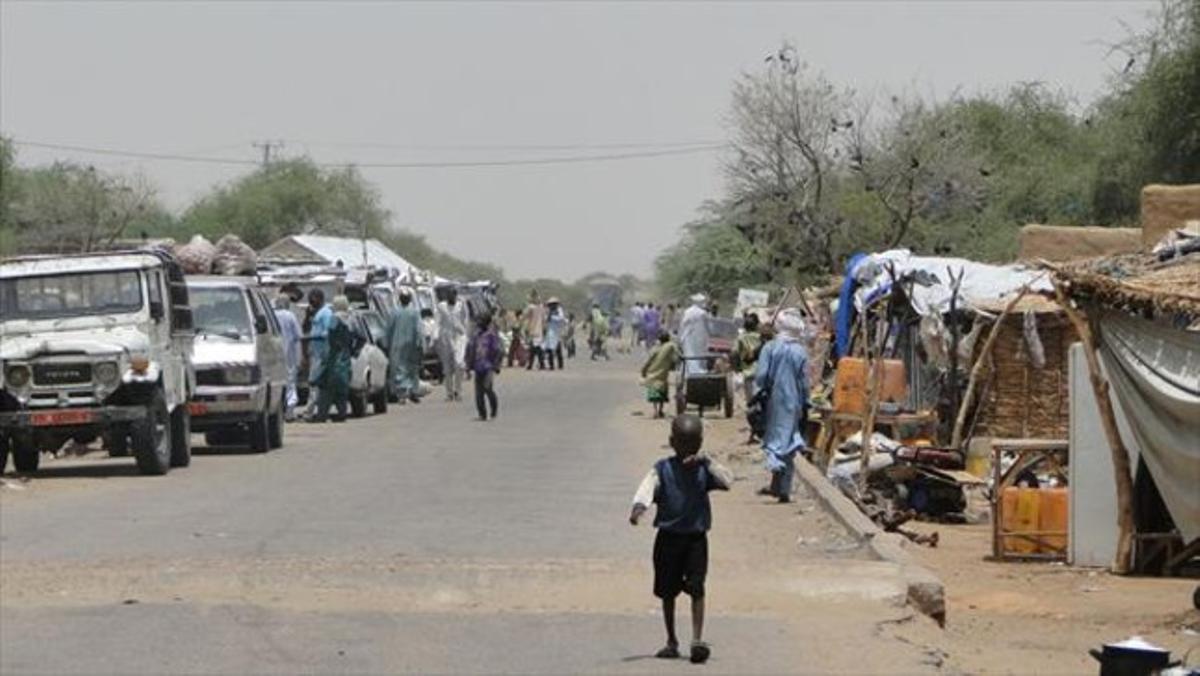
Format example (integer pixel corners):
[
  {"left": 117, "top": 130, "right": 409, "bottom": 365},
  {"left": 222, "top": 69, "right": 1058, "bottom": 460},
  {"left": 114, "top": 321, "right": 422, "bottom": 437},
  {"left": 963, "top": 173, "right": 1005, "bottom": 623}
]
[
  {"left": 689, "top": 595, "right": 710, "bottom": 663},
  {"left": 657, "top": 597, "right": 680, "bottom": 657}
]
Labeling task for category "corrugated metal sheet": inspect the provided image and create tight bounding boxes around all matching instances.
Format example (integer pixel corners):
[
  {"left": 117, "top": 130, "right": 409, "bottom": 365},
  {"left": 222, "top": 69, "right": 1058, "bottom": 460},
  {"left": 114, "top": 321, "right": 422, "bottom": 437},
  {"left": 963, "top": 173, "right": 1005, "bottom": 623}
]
[{"left": 260, "top": 235, "right": 419, "bottom": 274}]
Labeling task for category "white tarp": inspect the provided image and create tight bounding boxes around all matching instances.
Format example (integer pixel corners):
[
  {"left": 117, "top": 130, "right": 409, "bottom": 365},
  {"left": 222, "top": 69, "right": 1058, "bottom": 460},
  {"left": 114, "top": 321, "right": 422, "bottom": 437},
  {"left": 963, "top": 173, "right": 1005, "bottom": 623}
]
[
  {"left": 735, "top": 288, "right": 770, "bottom": 317},
  {"left": 1098, "top": 311, "right": 1200, "bottom": 543},
  {"left": 854, "top": 249, "right": 1052, "bottom": 317}
]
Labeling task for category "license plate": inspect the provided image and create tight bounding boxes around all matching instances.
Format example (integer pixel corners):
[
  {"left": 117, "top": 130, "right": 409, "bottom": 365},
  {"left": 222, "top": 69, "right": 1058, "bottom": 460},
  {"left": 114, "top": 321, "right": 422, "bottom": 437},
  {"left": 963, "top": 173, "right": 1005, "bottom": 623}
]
[
  {"left": 188, "top": 402, "right": 209, "bottom": 416},
  {"left": 29, "top": 409, "right": 94, "bottom": 426}
]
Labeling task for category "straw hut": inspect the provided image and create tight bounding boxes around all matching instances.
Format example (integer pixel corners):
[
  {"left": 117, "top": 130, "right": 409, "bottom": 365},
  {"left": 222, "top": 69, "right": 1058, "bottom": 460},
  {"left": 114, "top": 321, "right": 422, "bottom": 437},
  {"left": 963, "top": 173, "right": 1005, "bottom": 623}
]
[{"left": 971, "top": 295, "right": 1078, "bottom": 440}]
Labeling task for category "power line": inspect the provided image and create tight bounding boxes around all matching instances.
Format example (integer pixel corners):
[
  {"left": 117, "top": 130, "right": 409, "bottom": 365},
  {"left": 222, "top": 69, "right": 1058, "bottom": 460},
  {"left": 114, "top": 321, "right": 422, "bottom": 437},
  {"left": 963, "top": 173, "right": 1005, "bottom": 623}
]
[
  {"left": 287, "top": 139, "right": 725, "bottom": 152},
  {"left": 11, "top": 139, "right": 727, "bottom": 168}
]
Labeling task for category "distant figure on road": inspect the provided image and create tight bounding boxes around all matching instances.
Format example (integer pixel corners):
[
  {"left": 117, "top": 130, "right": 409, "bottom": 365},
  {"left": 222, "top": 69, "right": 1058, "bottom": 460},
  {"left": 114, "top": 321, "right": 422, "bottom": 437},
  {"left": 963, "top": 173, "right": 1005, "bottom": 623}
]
[
  {"left": 524, "top": 291, "right": 546, "bottom": 371},
  {"left": 385, "top": 289, "right": 424, "bottom": 404},
  {"left": 465, "top": 313, "right": 502, "bottom": 421},
  {"left": 629, "top": 414, "right": 731, "bottom": 664},
  {"left": 589, "top": 304, "right": 610, "bottom": 361},
  {"left": 629, "top": 301, "right": 646, "bottom": 351},
  {"left": 564, "top": 312, "right": 578, "bottom": 359},
  {"left": 436, "top": 288, "right": 469, "bottom": 402},
  {"left": 641, "top": 331, "right": 679, "bottom": 419},
  {"left": 303, "top": 288, "right": 334, "bottom": 419},
  {"left": 311, "top": 296, "right": 362, "bottom": 423},
  {"left": 273, "top": 295, "right": 302, "bottom": 421},
  {"left": 543, "top": 298, "right": 567, "bottom": 371},
  {"left": 678, "top": 294, "right": 711, "bottom": 374},
  {"left": 754, "top": 308, "right": 809, "bottom": 503},
  {"left": 641, "top": 303, "right": 662, "bottom": 350}
]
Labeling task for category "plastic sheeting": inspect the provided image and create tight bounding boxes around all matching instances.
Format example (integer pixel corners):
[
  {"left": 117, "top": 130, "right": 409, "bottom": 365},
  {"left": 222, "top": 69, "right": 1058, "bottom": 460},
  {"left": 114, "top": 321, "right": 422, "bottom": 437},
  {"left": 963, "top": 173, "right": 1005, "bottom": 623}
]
[
  {"left": 853, "top": 249, "right": 1052, "bottom": 317},
  {"left": 1099, "top": 312, "right": 1200, "bottom": 543}
]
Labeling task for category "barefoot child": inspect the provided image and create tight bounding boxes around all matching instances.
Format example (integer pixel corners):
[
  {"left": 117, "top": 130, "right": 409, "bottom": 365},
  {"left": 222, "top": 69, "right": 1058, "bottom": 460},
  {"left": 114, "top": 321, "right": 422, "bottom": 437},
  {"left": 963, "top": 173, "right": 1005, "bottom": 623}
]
[
  {"left": 640, "top": 331, "right": 679, "bottom": 419},
  {"left": 629, "top": 415, "right": 733, "bottom": 663}
]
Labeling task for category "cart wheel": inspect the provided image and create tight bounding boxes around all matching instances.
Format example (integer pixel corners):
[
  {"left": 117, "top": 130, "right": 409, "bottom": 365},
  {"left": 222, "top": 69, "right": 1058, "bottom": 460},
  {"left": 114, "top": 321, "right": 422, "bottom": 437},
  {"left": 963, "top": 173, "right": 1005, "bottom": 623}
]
[
  {"left": 675, "top": 390, "right": 687, "bottom": 416},
  {"left": 724, "top": 374, "right": 735, "bottom": 418}
]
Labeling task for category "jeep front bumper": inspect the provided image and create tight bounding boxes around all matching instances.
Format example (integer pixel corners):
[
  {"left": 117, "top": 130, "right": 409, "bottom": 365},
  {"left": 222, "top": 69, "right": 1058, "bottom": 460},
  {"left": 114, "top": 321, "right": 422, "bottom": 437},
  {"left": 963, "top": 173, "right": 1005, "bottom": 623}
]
[{"left": 0, "top": 405, "right": 147, "bottom": 430}]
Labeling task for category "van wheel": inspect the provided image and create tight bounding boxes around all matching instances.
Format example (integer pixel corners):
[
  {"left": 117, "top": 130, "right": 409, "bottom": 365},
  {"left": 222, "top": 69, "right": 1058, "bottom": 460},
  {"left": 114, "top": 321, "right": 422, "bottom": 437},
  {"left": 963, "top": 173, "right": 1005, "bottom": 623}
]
[
  {"left": 268, "top": 395, "right": 284, "bottom": 449},
  {"left": 0, "top": 434, "right": 8, "bottom": 473},
  {"left": 350, "top": 390, "right": 367, "bottom": 418},
  {"left": 169, "top": 405, "right": 191, "bottom": 468},
  {"left": 132, "top": 391, "right": 171, "bottom": 475},
  {"left": 249, "top": 410, "right": 270, "bottom": 453},
  {"left": 372, "top": 386, "right": 388, "bottom": 415},
  {"left": 12, "top": 431, "right": 38, "bottom": 473}
]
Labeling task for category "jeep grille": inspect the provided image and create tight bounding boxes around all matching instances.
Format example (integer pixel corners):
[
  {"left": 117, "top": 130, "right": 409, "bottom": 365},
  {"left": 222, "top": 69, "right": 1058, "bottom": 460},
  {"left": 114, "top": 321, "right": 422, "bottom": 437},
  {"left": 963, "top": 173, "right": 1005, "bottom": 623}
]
[{"left": 32, "top": 363, "right": 93, "bottom": 386}]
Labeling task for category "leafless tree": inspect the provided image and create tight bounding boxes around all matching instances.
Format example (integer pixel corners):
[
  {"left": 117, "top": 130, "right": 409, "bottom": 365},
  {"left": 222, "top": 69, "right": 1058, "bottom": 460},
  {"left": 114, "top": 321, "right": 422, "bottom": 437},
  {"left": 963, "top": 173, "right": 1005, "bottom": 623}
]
[{"left": 723, "top": 44, "right": 854, "bottom": 278}]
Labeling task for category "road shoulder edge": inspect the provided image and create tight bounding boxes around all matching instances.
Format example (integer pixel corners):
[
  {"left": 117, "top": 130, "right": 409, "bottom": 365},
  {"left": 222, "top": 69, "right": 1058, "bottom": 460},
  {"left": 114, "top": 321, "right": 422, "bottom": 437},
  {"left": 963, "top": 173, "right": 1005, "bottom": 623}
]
[{"left": 794, "top": 457, "right": 947, "bottom": 626}]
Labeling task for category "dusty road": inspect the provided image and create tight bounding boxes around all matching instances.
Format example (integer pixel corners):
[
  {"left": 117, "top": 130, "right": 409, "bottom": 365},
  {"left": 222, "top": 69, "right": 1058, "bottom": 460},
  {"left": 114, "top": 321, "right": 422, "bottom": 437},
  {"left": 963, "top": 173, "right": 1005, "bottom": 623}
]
[{"left": 1, "top": 356, "right": 942, "bottom": 674}]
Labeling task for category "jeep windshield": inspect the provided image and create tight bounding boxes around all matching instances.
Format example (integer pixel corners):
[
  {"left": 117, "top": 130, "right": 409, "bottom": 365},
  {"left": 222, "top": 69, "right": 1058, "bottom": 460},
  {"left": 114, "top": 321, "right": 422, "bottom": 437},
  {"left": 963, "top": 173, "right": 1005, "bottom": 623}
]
[
  {"left": 190, "top": 286, "right": 253, "bottom": 341},
  {"left": 0, "top": 270, "right": 144, "bottom": 321}
]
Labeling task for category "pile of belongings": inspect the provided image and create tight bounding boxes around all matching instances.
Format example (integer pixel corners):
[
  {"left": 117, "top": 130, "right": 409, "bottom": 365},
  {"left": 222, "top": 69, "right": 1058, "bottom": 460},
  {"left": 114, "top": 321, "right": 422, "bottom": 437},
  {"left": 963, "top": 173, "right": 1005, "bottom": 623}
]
[
  {"left": 173, "top": 234, "right": 258, "bottom": 276},
  {"left": 826, "top": 432, "right": 986, "bottom": 547}
]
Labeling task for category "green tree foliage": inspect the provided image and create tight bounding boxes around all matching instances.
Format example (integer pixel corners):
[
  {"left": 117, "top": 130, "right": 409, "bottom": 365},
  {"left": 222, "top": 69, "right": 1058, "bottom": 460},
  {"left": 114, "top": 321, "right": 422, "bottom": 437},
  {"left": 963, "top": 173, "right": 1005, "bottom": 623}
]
[
  {"left": 657, "top": 0, "right": 1200, "bottom": 294},
  {"left": 654, "top": 212, "right": 771, "bottom": 305},
  {"left": 179, "top": 159, "right": 390, "bottom": 249}
]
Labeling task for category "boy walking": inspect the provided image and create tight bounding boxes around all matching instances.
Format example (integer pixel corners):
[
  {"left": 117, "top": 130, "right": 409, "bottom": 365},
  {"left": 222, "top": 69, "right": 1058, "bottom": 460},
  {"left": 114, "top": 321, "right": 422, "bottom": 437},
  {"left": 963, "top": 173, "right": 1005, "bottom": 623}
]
[
  {"left": 640, "top": 331, "right": 679, "bottom": 419},
  {"left": 465, "top": 313, "right": 502, "bottom": 421},
  {"left": 629, "top": 415, "right": 732, "bottom": 664}
]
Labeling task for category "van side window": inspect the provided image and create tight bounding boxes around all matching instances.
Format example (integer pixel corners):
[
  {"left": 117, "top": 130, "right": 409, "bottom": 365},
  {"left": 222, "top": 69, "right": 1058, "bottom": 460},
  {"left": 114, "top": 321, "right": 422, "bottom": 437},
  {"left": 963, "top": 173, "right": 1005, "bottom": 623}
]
[
  {"left": 260, "top": 292, "right": 281, "bottom": 334},
  {"left": 148, "top": 271, "right": 163, "bottom": 312}
]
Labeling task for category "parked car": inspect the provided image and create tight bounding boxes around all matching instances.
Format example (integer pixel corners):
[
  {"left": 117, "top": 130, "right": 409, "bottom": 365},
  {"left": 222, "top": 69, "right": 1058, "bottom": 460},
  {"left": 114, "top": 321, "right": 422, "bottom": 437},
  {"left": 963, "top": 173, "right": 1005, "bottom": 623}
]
[
  {"left": 0, "top": 250, "right": 194, "bottom": 475},
  {"left": 186, "top": 277, "right": 288, "bottom": 452},
  {"left": 348, "top": 309, "right": 390, "bottom": 417}
]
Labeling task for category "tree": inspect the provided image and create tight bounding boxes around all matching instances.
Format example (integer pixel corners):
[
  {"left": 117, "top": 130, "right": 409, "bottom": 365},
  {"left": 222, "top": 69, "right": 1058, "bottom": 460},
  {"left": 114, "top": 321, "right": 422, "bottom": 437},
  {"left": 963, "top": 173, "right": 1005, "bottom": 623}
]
[
  {"left": 654, "top": 213, "right": 771, "bottom": 305},
  {"left": 3, "top": 161, "right": 163, "bottom": 254},
  {"left": 724, "top": 45, "right": 853, "bottom": 280},
  {"left": 180, "top": 159, "right": 390, "bottom": 249}
]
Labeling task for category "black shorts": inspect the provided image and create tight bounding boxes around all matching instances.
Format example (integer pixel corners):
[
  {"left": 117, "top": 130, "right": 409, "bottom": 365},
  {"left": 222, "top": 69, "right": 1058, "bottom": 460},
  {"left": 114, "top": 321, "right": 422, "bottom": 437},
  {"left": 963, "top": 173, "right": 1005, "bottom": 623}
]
[{"left": 653, "top": 530, "right": 708, "bottom": 599}]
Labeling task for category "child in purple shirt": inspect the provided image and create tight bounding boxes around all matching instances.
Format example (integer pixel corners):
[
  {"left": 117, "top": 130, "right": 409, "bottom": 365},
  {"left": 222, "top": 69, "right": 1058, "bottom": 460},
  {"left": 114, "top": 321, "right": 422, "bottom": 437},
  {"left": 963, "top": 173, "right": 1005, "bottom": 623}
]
[{"left": 465, "top": 313, "right": 502, "bottom": 421}]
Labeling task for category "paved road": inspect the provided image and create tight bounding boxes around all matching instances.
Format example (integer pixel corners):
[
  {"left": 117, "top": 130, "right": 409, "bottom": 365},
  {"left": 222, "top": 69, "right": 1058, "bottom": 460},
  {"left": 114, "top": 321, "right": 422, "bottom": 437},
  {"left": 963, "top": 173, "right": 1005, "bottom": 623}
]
[{"left": 1, "top": 357, "right": 931, "bottom": 674}]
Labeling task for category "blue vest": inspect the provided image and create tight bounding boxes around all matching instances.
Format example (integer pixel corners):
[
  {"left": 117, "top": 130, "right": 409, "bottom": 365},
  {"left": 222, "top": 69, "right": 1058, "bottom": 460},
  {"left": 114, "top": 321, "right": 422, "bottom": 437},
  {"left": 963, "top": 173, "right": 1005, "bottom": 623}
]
[{"left": 653, "top": 457, "right": 713, "bottom": 534}]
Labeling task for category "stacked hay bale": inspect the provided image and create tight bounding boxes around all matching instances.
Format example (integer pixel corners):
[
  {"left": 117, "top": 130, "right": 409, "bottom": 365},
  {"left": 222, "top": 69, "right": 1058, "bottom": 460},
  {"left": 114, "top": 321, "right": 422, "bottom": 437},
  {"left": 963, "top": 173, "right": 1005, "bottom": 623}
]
[{"left": 1141, "top": 184, "right": 1200, "bottom": 247}]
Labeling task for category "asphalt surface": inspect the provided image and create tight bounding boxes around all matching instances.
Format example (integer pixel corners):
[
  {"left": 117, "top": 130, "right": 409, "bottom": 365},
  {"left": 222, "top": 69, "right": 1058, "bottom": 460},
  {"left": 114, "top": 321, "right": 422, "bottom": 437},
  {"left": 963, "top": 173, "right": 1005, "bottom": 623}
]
[{"left": 1, "top": 356, "right": 929, "bottom": 674}]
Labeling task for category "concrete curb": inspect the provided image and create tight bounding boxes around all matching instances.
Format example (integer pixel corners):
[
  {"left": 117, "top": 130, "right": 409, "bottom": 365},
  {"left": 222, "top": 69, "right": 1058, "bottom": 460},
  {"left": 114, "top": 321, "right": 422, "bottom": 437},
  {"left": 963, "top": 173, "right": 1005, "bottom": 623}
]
[{"left": 795, "top": 459, "right": 947, "bottom": 626}]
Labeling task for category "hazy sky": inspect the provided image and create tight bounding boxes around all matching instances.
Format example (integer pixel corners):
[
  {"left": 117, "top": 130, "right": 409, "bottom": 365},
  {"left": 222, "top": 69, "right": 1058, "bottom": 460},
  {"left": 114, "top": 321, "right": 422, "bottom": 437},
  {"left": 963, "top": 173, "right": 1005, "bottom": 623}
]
[{"left": 1, "top": 1, "right": 1154, "bottom": 280}]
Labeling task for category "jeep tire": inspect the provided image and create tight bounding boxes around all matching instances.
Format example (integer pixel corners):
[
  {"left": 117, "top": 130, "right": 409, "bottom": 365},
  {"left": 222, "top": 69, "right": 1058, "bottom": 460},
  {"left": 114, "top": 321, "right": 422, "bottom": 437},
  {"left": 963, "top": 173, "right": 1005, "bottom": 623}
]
[
  {"left": 267, "top": 394, "right": 284, "bottom": 450},
  {"left": 11, "top": 430, "right": 38, "bottom": 473},
  {"left": 132, "top": 391, "right": 172, "bottom": 475},
  {"left": 169, "top": 405, "right": 191, "bottom": 468},
  {"left": 106, "top": 430, "right": 129, "bottom": 457},
  {"left": 249, "top": 410, "right": 270, "bottom": 453}
]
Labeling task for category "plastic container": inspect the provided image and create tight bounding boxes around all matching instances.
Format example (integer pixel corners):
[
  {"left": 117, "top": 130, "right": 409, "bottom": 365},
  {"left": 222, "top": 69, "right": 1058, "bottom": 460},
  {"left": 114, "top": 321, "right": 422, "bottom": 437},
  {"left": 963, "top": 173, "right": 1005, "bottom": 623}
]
[
  {"left": 833, "top": 357, "right": 907, "bottom": 414},
  {"left": 1038, "top": 488, "right": 1069, "bottom": 554},
  {"left": 1001, "top": 487, "right": 1041, "bottom": 554}
]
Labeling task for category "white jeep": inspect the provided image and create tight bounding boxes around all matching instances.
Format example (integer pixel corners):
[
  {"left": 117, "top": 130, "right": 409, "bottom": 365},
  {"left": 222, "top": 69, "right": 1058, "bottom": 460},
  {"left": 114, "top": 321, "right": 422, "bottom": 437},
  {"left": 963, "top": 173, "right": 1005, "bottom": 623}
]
[{"left": 0, "top": 250, "right": 195, "bottom": 475}]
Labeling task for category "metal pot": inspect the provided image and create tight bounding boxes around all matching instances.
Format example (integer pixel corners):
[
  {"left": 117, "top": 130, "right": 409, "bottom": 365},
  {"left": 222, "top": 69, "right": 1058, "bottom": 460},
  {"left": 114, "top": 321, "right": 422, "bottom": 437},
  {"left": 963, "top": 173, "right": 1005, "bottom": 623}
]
[{"left": 1089, "top": 637, "right": 1174, "bottom": 676}]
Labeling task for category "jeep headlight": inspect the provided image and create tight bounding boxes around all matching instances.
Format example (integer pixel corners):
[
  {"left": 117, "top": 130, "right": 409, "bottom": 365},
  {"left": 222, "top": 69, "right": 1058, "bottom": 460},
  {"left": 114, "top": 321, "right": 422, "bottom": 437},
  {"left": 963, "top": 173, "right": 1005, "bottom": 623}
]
[
  {"left": 94, "top": 361, "right": 120, "bottom": 387},
  {"left": 224, "top": 365, "right": 259, "bottom": 385},
  {"left": 5, "top": 364, "right": 30, "bottom": 388}
]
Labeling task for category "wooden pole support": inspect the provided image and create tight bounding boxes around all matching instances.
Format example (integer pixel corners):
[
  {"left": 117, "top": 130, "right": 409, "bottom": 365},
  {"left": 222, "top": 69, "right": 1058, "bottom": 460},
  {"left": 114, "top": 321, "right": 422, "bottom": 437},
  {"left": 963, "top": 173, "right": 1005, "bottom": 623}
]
[{"left": 1052, "top": 281, "right": 1136, "bottom": 574}]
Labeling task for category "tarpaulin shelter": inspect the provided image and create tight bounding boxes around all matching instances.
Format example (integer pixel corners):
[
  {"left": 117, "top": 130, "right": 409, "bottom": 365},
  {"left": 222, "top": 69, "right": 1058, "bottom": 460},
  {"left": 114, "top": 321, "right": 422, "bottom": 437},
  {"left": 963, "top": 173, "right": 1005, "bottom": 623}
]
[{"left": 1055, "top": 249, "right": 1200, "bottom": 573}]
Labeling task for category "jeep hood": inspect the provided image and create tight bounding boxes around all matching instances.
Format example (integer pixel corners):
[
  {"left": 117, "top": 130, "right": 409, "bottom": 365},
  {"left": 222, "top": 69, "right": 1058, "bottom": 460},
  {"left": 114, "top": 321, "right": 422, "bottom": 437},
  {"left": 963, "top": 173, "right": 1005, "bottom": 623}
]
[{"left": 0, "top": 326, "right": 148, "bottom": 361}]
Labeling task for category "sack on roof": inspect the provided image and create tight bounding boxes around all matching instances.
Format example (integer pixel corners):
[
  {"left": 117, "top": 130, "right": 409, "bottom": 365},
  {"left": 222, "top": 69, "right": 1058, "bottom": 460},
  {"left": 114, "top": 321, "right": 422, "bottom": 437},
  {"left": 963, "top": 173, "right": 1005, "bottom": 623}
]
[
  {"left": 174, "top": 235, "right": 217, "bottom": 275},
  {"left": 212, "top": 234, "right": 258, "bottom": 276}
]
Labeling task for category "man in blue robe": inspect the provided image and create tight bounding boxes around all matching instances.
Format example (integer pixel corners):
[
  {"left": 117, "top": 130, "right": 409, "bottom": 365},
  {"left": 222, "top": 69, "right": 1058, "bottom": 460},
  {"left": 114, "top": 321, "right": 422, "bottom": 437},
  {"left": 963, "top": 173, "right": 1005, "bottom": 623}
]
[
  {"left": 384, "top": 289, "right": 424, "bottom": 404},
  {"left": 753, "top": 308, "right": 809, "bottom": 503}
]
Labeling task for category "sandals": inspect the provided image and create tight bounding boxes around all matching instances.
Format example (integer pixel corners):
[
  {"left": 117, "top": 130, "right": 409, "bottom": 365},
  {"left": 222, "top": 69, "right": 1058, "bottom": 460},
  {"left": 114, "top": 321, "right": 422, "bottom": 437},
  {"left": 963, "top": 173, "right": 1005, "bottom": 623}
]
[
  {"left": 655, "top": 643, "right": 680, "bottom": 659},
  {"left": 690, "top": 641, "right": 711, "bottom": 664}
]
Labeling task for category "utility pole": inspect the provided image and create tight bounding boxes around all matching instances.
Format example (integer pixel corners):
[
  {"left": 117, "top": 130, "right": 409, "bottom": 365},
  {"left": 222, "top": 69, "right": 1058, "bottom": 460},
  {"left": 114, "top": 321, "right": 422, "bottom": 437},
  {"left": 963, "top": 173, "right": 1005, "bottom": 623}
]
[{"left": 252, "top": 140, "right": 284, "bottom": 167}]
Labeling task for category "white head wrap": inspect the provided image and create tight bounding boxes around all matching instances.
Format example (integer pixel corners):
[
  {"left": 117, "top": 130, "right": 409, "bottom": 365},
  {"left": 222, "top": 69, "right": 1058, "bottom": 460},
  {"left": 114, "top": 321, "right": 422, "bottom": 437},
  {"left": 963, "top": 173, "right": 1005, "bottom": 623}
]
[
  {"left": 689, "top": 293, "right": 708, "bottom": 306},
  {"left": 774, "top": 308, "right": 806, "bottom": 342}
]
